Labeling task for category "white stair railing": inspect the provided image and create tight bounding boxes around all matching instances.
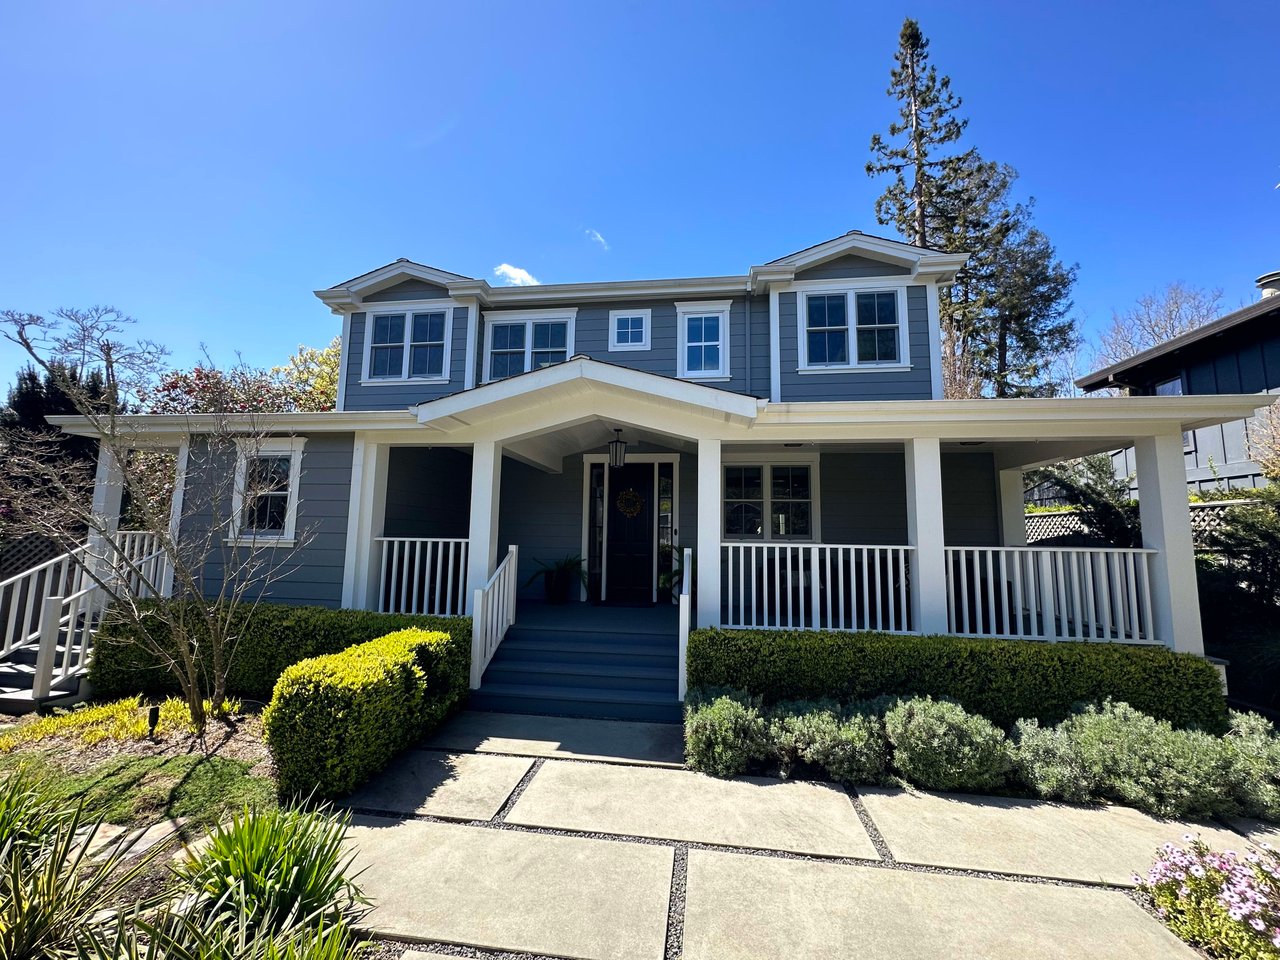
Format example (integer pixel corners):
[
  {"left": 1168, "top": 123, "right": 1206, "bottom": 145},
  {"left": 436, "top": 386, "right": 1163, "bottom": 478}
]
[
  {"left": 377, "top": 537, "right": 470, "bottom": 616},
  {"left": 677, "top": 546, "right": 692, "bottom": 700},
  {"left": 721, "top": 543, "right": 915, "bottom": 633},
  {"left": 1, "top": 546, "right": 87, "bottom": 656},
  {"left": 944, "top": 546, "right": 1159, "bottom": 645},
  {"left": 470, "top": 545, "right": 519, "bottom": 689}
]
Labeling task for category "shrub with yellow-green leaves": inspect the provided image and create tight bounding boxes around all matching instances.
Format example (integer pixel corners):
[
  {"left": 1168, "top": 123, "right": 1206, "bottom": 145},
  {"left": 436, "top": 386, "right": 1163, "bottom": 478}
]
[
  {"left": 0, "top": 696, "right": 239, "bottom": 752},
  {"left": 262, "top": 627, "right": 469, "bottom": 799}
]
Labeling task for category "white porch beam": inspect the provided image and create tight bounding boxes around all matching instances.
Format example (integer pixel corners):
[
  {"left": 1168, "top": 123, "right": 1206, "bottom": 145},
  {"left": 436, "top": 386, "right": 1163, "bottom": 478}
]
[
  {"left": 998, "top": 468, "right": 1028, "bottom": 547},
  {"left": 696, "top": 437, "right": 721, "bottom": 628},
  {"left": 465, "top": 439, "right": 504, "bottom": 612},
  {"left": 1135, "top": 432, "right": 1203, "bottom": 655},
  {"left": 905, "top": 438, "right": 948, "bottom": 634}
]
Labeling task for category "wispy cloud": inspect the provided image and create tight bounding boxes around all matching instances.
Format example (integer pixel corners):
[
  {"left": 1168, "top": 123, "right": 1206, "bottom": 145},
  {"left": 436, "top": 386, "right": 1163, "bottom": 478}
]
[
  {"left": 585, "top": 228, "right": 609, "bottom": 251},
  {"left": 493, "top": 263, "right": 540, "bottom": 286}
]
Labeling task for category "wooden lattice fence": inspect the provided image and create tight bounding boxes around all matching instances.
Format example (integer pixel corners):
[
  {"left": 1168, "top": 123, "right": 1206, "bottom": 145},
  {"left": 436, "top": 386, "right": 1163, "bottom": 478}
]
[{"left": 1025, "top": 500, "right": 1258, "bottom": 549}]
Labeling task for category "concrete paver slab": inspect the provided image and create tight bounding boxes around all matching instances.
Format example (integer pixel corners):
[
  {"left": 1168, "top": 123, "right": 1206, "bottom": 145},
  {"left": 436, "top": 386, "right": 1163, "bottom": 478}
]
[
  {"left": 507, "top": 759, "right": 876, "bottom": 858},
  {"left": 422, "top": 711, "right": 684, "bottom": 767},
  {"left": 682, "top": 849, "right": 1196, "bottom": 960},
  {"left": 347, "top": 815, "right": 672, "bottom": 960},
  {"left": 1230, "top": 818, "right": 1280, "bottom": 849},
  {"left": 345, "top": 752, "right": 532, "bottom": 821},
  {"left": 860, "top": 787, "right": 1248, "bottom": 886}
]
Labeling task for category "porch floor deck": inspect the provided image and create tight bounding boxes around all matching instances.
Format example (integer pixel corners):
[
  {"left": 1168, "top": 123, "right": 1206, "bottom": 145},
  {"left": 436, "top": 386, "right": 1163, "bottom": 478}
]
[{"left": 511, "top": 601, "right": 679, "bottom": 634}]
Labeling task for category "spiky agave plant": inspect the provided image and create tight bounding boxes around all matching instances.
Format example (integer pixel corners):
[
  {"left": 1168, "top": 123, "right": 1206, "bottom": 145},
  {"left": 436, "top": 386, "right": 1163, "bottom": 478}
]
[{"left": 172, "top": 805, "right": 368, "bottom": 934}]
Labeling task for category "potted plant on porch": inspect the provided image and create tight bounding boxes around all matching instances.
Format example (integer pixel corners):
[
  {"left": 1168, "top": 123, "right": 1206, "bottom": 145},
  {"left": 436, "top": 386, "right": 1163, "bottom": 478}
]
[{"left": 526, "top": 554, "right": 587, "bottom": 604}]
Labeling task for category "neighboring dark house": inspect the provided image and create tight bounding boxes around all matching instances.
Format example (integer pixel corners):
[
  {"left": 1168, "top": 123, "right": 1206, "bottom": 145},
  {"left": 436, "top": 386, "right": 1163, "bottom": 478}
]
[{"left": 1078, "top": 271, "right": 1280, "bottom": 494}]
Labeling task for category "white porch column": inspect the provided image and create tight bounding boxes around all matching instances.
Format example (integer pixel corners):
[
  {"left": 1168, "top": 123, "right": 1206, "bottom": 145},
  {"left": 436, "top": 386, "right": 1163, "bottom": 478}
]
[
  {"left": 342, "top": 437, "right": 390, "bottom": 610},
  {"left": 696, "top": 437, "right": 721, "bottom": 628},
  {"left": 998, "top": 468, "right": 1028, "bottom": 547},
  {"left": 86, "top": 444, "right": 125, "bottom": 579},
  {"left": 905, "top": 438, "right": 948, "bottom": 634},
  {"left": 465, "top": 438, "right": 504, "bottom": 612},
  {"left": 1135, "top": 432, "right": 1203, "bottom": 655}
]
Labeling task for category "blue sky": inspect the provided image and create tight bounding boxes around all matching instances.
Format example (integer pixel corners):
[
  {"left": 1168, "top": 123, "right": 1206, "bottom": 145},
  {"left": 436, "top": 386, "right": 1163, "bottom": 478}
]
[{"left": 1, "top": 1, "right": 1275, "bottom": 394}]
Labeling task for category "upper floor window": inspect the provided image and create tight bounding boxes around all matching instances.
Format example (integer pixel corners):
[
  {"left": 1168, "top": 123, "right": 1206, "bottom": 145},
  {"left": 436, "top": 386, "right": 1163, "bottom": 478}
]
[
  {"left": 482, "top": 310, "right": 576, "bottom": 382},
  {"left": 230, "top": 438, "right": 306, "bottom": 545},
  {"left": 677, "top": 300, "right": 731, "bottom": 380},
  {"left": 799, "top": 287, "right": 906, "bottom": 371},
  {"left": 609, "top": 309, "right": 651, "bottom": 352},
  {"left": 363, "top": 303, "right": 454, "bottom": 383}
]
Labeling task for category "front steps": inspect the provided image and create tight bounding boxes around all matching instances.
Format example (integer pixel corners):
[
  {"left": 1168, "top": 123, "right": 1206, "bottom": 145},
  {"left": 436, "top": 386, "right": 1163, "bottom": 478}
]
[{"left": 470, "top": 619, "right": 682, "bottom": 723}]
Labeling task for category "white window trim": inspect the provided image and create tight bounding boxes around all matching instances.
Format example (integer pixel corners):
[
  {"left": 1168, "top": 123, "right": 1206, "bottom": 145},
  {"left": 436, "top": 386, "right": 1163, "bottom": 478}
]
[
  {"left": 359, "top": 300, "right": 456, "bottom": 386},
  {"left": 676, "top": 300, "right": 732, "bottom": 381},
  {"left": 228, "top": 437, "right": 307, "bottom": 546},
  {"left": 720, "top": 454, "right": 821, "bottom": 542},
  {"left": 481, "top": 308, "right": 578, "bottom": 384},
  {"left": 790, "top": 279, "right": 912, "bottom": 374},
  {"left": 608, "top": 308, "right": 652, "bottom": 352}
]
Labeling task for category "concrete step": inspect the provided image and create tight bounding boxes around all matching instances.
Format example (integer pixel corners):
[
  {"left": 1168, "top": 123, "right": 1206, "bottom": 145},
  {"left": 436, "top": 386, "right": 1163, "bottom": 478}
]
[
  {"left": 483, "top": 658, "right": 677, "bottom": 694},
  {"left": 470, "top": 682, "right": 682, "bottom": 724}
]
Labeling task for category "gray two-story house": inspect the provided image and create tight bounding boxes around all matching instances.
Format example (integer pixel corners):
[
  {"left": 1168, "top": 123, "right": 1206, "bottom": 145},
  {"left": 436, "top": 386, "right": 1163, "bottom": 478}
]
[{"left": 34, "top": 230, "right": 1269, "bottom": 720}]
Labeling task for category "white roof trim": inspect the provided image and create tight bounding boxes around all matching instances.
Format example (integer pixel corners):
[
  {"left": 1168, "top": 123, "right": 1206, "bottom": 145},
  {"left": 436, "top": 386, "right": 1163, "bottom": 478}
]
[
  {"left": 758, "top": 232, "right": 969, "bottom": 283},
  {"left": 414, "top": 356, "right": 761, "bottom": 431},
  {"left": 315, "top": 261, "right": 472, "bottom": 313}
]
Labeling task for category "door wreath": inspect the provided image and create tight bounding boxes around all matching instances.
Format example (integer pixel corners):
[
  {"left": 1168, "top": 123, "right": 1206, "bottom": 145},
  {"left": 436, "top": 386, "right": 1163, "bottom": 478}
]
[{"left": 616, "top": 487, "right": 644, "bottom": 518}]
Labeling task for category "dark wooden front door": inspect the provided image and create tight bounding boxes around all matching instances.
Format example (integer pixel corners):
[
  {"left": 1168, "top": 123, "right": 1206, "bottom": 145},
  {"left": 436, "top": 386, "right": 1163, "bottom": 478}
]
[{"left": 606, "top": 463, "right": 655, "bottom": 605}]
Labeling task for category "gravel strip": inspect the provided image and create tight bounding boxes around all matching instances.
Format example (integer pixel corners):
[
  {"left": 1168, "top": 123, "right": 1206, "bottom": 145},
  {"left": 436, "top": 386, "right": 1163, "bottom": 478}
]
[
  {"left": 491, "top": 758, "right": 544, "bottom": 824},
  {"left": 663, "top": 846, "right": 688, "bottom": 960},
  {"left": 365, "top": 937, "right": 570, "bottom": 959},
  {"left": 844, "top": 788, "right": 894, "bottom": 861}
]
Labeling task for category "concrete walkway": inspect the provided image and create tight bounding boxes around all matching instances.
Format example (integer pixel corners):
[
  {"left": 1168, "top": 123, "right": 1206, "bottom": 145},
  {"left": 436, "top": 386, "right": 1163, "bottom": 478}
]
[{"left": 343, "top": 711, "right": 1269, "bottom": 960}]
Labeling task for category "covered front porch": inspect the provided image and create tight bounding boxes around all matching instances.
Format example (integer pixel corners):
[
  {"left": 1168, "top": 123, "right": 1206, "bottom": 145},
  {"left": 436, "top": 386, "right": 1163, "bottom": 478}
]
[{"left": 336, "top": 358, "right": 1265, "bottom": 696}]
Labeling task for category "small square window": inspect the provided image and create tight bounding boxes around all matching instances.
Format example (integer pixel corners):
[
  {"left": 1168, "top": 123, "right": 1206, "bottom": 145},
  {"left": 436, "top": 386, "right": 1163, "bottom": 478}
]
[{"left": 610, "top": 310, "right": 651, "bottom": 351}]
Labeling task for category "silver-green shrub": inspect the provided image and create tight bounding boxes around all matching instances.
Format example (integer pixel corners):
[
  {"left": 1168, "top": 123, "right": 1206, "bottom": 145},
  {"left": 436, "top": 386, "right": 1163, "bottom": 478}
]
[
  {"left": 883, "top": 697, "right": 1012, "bottom": 792},
  {"left": 684, "top": 693, "right": 769, "bottom": 778}
]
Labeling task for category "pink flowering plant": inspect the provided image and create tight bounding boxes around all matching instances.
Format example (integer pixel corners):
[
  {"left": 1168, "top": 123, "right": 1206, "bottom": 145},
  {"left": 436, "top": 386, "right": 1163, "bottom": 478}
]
[{"left": 1139, "top": 835, "right": 1280, "bottom": 959}]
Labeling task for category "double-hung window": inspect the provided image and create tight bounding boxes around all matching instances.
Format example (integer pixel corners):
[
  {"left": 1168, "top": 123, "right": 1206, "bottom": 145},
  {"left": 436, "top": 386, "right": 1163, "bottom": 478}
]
[
  {"left": 483, "top": 310, "right": 576, "bottom": 382},
  {"left": 609, "top": 309, "right": 651, "bottom": 351},
  {"left": 230, "top": 438, "right": 306, "bottom": 544},
  {"left": 722, "top": 462, "right": 816, "bottom": 541},
  {"left": 364, "top": 303, "right": 454, "bottom": 382},
  {"left": 677, "top": 300, "right": 731, "bottom": 379},
  {"left": 800, "top": 288, "right": 904, "bottom": 370}
]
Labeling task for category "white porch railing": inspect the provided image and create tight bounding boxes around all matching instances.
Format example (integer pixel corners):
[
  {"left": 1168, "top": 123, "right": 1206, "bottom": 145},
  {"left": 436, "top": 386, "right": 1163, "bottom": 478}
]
[
  {"left": 945, "top": 546, "right": 1159, "bottom": 645},
  {"left": 470, "top": 545, "right": 518, "bottom": 689},
  {"left": 677, "top": 546, "right": 692, "bottom": 700},
  {"left": 1, "top": 546, "right": 87, "bottom": 656},
  {"left": 721, "top": 543, "right": 915, "bottom": 633},
  {"left": 376, "top": 537, "right": 470, "bottom": 616}
]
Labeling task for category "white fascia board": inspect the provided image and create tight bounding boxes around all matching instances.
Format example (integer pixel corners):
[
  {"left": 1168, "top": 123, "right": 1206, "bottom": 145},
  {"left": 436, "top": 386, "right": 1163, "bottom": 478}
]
[
  {"left": 476, "top": 275, "right": 749, "bottom": 305},
  {"left": 46, "top": 410, "right": 422, "bottom": 438},
  {"left": 414, "top": 357, "right": 760, "bottom": 429}
]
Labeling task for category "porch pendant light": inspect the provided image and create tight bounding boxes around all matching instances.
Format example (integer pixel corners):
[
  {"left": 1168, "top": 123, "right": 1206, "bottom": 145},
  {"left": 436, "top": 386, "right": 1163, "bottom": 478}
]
[{"left": 608, "top": 429, "right": 628, "bottom": 468}]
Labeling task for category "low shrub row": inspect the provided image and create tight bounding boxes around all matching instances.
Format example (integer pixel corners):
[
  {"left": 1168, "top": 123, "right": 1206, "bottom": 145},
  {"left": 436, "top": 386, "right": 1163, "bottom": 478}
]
[
  {"left": 262, "top": 627, "right": 469, "bottom": 798},
  {"left": 685, "top": 691, "right": 1280, "bottom": 822},
  {"left": 687, "top": 627, "right": 1229, "bottom": 732},
  {"left": 91, "top": 600, "right": 471, "bottom": 702}
]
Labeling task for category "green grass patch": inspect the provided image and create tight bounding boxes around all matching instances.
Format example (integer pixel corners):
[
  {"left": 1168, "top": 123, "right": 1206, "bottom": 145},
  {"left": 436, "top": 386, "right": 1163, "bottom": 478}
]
[{"left": 0, "top": 750, "right": 275, "bottom": 830}]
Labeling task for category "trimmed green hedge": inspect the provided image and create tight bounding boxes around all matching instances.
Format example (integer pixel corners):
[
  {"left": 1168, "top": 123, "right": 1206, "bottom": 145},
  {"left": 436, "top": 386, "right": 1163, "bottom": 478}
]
[
  {"left": 687, "top": 628, "right": 1228, "bottom": 733},
  {"left": 263, "top": 627, "right": 470, "bottom": 798},
  {"left": 89, "top": 602, "right": 472, "bottom": 702}
]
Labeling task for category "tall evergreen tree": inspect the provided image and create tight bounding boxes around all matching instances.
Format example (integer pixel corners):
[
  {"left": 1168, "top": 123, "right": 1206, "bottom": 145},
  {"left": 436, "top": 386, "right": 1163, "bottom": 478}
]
[
  {"left": 865, "top": 18, "right": 971, "bottom": 248},
  {"left": 867, "top": 18, "right": 1080, "bottom": 398}
]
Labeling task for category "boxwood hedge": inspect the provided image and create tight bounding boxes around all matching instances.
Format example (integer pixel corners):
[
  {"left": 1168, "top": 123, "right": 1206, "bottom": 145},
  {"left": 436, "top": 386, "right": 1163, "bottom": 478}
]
[
  {"left": 89, "top": 601, "right": 472, "bottom": 703},
  {"left": 687, "top": 628, "right": 1228, "bottom": 733},
  {"left": 263, "top": 627, "right": 470, "bottom": 798}
]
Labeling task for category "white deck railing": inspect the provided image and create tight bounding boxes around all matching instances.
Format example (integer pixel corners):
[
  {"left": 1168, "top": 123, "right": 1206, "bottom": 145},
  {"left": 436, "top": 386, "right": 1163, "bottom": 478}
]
[
  {"left": 1, "top": 545, "right": 87, "bottom": 656},
  {"left": 945, "top": 546, "right": 1159, "bottom": 645},
  {"left": 677, "top": 546, "right": 692, "bottom": 700},
  {"left": 470, "top": 544, "right": 518, "bottom": 689},
  {"left": 720, "top": 543, "right": 915, "bottom": 634},
  {"left": 377, "top": 537, "right": 470, "bottom": 616}
]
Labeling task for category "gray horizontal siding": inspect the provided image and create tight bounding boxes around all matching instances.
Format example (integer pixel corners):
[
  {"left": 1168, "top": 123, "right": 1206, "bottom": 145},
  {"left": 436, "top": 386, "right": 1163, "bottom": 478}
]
[
  {"left": 343, "top": 303, "right": 471, "bottom": 411},
  {"left": 183, "top": 432, "right": 354, "bottom": 608},
  {"left": 383, "top": 447, "right": 472, "bottom": 539},
  {"left": 363, "top": 279, "right": 451, "bottom": 302},
  {"left": 778, "top": 286, "right": 933, "bottom": 401}
]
